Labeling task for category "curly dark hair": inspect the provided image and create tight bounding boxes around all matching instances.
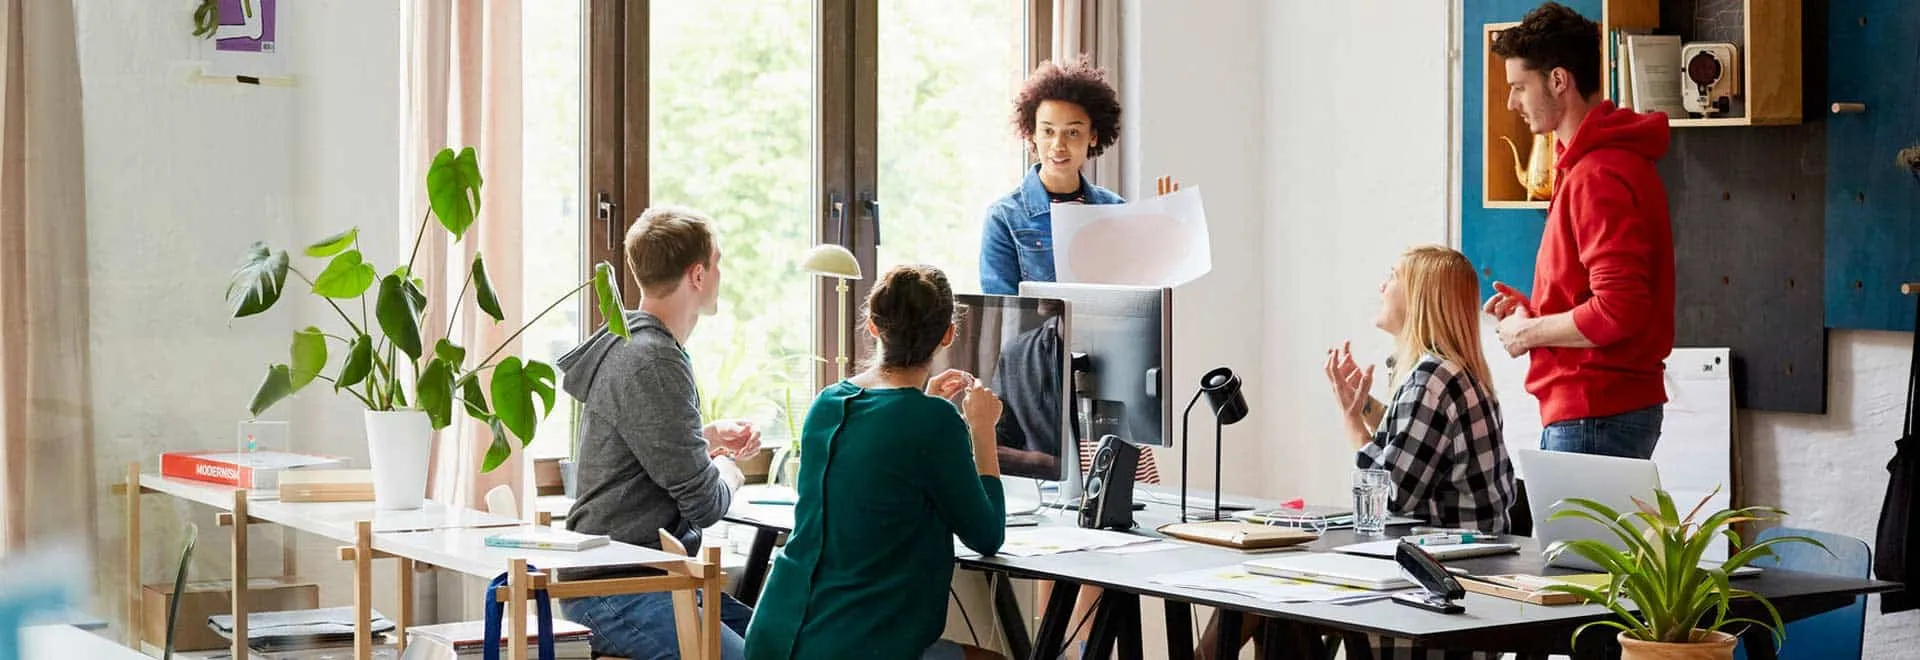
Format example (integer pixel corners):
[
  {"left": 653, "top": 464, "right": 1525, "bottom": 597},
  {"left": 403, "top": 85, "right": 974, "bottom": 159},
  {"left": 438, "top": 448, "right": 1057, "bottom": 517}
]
[
  {"left": 1011, "top": 56, "right": 1122, "bottom": 159},
  {"left": 1491, "top": 2, "right": 1602, "bottom": 99}
]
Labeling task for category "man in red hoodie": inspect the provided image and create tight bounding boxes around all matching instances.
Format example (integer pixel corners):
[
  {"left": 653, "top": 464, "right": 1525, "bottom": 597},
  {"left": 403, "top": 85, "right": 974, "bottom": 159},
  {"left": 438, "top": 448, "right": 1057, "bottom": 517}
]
[{"left": 1484, "top": 2, "right": 1675, "bottom": 460}]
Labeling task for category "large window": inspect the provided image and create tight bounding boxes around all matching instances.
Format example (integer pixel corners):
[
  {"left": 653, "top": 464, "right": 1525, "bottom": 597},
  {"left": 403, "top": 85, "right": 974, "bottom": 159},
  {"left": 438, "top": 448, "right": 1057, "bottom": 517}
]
[
  {"left": 572, "top": 0, "right": 1060, "bottom": 456},
  {"left": 876, "top": 0, "right": 1028, "bottom": 294},
  {"left": 651, "top": 0, "right": 815, "bottom": 445},
  {"left": 521, "top": 0, "right": 586, "bottom": 458}
]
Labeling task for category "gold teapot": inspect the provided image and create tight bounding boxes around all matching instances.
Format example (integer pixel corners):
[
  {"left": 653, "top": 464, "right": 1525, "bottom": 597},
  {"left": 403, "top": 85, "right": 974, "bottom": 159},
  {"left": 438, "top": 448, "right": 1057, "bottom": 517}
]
[{"left": 1500, "top": 132, "right": 1556, "bottom": 201}]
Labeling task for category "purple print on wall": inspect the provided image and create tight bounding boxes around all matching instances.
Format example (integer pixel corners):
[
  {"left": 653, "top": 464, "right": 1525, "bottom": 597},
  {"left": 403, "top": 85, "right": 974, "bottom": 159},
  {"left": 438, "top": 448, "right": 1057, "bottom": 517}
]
[{"left": 213, "top": 0, "right": 277, "bottom": 54}]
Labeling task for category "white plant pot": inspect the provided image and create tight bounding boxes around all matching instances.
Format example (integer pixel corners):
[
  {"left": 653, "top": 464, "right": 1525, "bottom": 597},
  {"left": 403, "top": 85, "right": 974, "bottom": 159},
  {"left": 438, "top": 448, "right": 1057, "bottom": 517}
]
[{"left": 365, "top": 410, "right": 432, "bottom": 510}]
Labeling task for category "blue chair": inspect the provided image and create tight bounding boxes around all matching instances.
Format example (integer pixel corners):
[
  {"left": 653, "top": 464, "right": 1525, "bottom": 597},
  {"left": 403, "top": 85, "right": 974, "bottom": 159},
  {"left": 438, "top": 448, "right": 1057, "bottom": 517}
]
[{"left": 1732, "top": 527, "right": 1869, "bottom": 660}]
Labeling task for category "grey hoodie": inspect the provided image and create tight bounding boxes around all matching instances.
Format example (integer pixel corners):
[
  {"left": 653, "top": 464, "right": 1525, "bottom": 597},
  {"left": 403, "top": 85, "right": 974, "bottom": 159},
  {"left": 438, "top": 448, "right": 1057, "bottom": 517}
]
[{"left": 556, "top": 310, "right": 731, "bottom": 574}]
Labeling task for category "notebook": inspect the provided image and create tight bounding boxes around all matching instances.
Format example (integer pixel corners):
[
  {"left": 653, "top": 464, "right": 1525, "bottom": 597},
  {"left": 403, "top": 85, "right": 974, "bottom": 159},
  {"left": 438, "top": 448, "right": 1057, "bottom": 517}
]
[
  {"left": 1157, "top": 522, "right": 1317, "bottom": 550},
  {"left": 1241, "top": 552, "right": 1413, "bottom": 591},
  {"left": 483, "top": 527, "right": 611, "bottom": 551},
  {"left": 1334, "top": 539, "right": 1520, "bottom": 561},
  {"left": 1458, "top": 574, "right": 1589, "bottom": 605}
]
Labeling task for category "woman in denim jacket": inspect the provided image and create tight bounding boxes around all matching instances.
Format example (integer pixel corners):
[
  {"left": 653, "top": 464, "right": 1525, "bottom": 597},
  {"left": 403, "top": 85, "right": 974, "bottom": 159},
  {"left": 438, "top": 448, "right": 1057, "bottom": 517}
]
[
  {"left": 980, "top": 55, "right": 1178, "bottom": 657},
  {"left": 980, "top": 56, "right": 1177, "bottom": 295}
]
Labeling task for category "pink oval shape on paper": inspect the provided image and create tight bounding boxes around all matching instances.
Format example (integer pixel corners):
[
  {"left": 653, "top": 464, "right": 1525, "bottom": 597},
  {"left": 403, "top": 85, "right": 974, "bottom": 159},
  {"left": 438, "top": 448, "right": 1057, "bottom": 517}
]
[{"left": 1067, "top": 213, "right": 1194, "bottom": 285}]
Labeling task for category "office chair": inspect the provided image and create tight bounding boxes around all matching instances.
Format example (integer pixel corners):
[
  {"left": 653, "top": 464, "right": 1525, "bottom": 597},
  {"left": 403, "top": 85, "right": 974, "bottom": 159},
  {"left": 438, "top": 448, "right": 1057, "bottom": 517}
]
[
  {"left": 485, "top": 484, "right": 518, "bottom": 518},
  {"left": 1507, "top": 478, "right": 1531, "bottom": 537},
  {"left": 164, "top": 523, "right": 198, "bottom": 660},
  {"left": 1732, "top": 527, "right": 1870, "bottom": 660}
]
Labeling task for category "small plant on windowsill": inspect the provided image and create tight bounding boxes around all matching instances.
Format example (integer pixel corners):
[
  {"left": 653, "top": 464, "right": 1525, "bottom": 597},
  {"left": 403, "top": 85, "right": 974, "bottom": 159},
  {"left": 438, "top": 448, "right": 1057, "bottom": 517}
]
[
  {"left": 225, "top": 147, "right": 629, "bottom": 509},
  {"left": 1540, "top": 486, "right": 1825, "bottom": 660}
]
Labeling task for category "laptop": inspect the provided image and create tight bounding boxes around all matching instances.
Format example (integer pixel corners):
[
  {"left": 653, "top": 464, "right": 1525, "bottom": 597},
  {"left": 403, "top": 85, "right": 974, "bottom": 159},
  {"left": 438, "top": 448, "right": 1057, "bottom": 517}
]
[
  {"left": 1242, "top": 552, "right": 1413, "bottom": 591},
  {"left": 1512, "top": 448, "right": 1759, "bottom": 577}
]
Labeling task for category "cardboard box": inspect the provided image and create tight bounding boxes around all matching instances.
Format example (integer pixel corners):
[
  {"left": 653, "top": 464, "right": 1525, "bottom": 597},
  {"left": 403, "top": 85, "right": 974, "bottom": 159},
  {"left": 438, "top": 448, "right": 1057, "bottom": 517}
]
[{"left": 142, "top": 577, "right": 320, "bottom": 651}]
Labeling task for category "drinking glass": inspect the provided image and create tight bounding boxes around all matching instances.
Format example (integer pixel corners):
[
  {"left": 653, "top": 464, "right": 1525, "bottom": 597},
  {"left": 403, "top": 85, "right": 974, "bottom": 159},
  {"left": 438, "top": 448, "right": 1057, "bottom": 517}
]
[{"left": 1352, "top": 469, "right": 1392, "bottom": 535}]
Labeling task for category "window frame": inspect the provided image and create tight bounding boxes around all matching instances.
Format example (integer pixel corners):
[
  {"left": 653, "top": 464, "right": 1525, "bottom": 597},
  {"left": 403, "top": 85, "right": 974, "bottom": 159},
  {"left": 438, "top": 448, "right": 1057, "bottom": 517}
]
[{"left": 585, "top": 0, "right": 1093, "bottom": 397}]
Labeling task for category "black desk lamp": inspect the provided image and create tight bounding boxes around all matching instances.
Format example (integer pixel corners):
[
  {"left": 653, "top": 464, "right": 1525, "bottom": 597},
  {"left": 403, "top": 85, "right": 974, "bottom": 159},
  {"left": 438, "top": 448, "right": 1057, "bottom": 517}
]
[{"left": 1181, "top": 366, "right": 1248, "bottom": 522}]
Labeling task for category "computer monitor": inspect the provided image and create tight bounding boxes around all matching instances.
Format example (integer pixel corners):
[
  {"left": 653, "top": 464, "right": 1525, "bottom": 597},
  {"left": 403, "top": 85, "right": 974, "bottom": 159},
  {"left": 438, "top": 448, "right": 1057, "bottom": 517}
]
[
  {"left": 1017, "top": 282, "right": 1174, "bottom": 450},
  {"left": 936, "top": 294, "right": 1073, "bottom": 485}
]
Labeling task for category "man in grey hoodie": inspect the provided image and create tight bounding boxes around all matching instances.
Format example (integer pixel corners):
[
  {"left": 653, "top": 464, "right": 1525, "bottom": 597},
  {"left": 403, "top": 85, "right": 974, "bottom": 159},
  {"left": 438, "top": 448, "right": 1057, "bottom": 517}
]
[{"left": 555, "top": 205, "right": 761, "bottom": 660}]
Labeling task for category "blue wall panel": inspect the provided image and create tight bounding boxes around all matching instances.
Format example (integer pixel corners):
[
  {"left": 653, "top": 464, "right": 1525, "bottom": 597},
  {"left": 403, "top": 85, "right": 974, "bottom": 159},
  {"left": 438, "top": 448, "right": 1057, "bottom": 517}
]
[{"left": 1822, "top": 0, "right": 1920, "bottom": 331}]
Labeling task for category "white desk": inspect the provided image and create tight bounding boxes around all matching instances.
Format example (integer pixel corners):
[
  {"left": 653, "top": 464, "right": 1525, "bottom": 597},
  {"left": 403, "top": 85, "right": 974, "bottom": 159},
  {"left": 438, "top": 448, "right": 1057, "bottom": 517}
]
[
  {"left": 123, "top": 467, "right": 725, "bottom": 660},
  {"left": 21, "top": 624, "right": 145, "bottom": 659}
]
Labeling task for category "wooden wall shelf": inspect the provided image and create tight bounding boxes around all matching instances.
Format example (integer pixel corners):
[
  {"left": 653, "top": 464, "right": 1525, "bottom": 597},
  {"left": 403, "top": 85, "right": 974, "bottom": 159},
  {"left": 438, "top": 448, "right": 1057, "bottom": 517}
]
[
  {"left": 1480, "top": 1, "right": 1803, "bottom": 208},
  {"left": 1482, "top": 21, "right": 1551, "bottom": 209},
  {"left": 1602, "top": 0, "right": 1803, "bottom": 127}
]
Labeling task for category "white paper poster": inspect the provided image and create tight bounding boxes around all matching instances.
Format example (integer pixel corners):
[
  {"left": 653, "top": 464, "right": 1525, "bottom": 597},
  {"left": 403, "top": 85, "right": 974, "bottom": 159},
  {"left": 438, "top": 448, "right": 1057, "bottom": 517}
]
[{"left": 1049, "top": 186, "right": 1213, "bottom": 288}]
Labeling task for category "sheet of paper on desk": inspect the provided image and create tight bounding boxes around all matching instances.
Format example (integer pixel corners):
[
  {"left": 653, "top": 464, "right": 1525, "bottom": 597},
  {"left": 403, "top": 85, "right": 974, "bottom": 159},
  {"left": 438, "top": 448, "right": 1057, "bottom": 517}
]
[
  {"left": 1094, "top": 539, "right": 1183, "bottom": 554},
  {"left": 993, "top": 527, "right": 1161, "bottom": 557},
  {"left": 1050, "top": 186, "right": 1212, "bottom": 288},
  {"left": 1149, "top": 566, "right": 1372, "bottom": 603}
]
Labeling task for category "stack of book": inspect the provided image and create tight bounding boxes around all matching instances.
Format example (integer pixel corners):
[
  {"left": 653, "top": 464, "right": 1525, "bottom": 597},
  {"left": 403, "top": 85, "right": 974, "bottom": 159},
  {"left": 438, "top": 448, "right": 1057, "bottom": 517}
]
[
  {"left": 399, "top": 618, "right": 594, "bottom": 660},
  {"left": 161, "top": 449, "right": 346, "bottom": 490},
  {"left": 208, "top": 606, "right": 395, "bottom": 653}
]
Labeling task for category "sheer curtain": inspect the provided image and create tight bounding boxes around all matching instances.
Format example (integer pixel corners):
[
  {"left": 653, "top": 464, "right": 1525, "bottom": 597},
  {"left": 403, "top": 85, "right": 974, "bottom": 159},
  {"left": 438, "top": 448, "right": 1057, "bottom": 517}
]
[
  {"left": 0, "top": 0, "right": 95, "bottom": 551},
  {"left": 401, "top": 0, "right": 527, "bottom": 514},
  {"left": 1050, "top": 0, "right": 1124, "bottom": 193}
]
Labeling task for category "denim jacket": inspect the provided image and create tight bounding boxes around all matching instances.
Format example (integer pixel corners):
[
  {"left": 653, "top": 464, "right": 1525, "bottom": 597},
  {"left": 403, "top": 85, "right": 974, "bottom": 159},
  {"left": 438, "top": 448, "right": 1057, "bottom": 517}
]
[{"left": 978, "top": 164, "right": 1125, "bottom": 295}]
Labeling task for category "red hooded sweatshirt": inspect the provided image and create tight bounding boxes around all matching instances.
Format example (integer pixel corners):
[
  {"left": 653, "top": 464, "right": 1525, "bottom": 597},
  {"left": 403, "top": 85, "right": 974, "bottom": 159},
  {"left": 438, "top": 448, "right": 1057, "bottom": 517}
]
[{"left": 1527, "top": 100, "right": 1674, "bottom": 425}]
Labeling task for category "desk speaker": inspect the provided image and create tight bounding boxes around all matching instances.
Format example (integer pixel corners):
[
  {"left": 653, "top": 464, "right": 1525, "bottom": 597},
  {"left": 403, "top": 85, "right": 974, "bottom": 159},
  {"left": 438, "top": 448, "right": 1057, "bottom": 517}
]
[{"left": 1080, "top": 434, "right": 1138, "bottom": 530}]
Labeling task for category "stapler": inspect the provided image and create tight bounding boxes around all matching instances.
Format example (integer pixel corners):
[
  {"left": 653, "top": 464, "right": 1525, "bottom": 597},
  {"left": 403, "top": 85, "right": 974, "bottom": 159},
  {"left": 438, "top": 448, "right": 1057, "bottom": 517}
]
[{"left": 1391, "top": 539, "right": 1467, "bottom": 614}]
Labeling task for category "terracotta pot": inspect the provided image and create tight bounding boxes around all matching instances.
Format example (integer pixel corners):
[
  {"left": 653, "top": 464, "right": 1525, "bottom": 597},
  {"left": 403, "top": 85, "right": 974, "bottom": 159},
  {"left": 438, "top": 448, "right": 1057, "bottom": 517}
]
[{"left": 1617, "top": 630, "right": 1738, "bottom": 660}]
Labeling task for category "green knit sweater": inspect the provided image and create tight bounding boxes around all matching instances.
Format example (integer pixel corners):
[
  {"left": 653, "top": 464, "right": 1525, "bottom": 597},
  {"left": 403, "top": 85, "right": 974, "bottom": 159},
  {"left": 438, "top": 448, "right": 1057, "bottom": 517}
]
[{"left": 744, "top": 381, "right": 1006, "bottom": 660}]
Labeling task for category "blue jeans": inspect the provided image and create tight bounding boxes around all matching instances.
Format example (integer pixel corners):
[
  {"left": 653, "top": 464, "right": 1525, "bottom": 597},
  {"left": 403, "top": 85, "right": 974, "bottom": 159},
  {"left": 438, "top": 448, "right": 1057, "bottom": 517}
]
[
  {"left": 562, "top": 590, "right": 752, "bottom": 660},
  {"left": 1540, "top": 405, "right": 1664, "bottom": 459}
]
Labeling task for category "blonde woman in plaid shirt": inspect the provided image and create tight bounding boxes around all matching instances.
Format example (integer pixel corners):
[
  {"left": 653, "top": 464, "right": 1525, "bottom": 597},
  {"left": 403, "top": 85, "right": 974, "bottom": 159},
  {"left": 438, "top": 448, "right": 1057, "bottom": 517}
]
[
  {"left": 1313, "top": 248, "right": 1518, "bottom": 660},
  {"left": 1329, "top": 245, "right": 1516, "bottom": 533},
  {"left": 1200, "top": 246, "right": 1517, "bottom": 659}
]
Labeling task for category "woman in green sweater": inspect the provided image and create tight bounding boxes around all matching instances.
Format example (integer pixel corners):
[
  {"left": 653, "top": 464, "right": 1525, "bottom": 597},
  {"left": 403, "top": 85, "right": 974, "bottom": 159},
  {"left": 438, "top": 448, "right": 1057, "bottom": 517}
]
[{"left": 744, "top": 265, "right": 1008, "bottom": 660}]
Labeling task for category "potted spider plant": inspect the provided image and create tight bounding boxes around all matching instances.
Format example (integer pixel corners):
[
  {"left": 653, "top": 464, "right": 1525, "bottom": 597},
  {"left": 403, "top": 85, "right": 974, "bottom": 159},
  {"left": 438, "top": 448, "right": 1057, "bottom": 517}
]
[
  {"left": 225, "top": 147, "right": 629, "bottom": 509},
  {"left": 1540, "top": 486, "right": 1825, "bottom": 660}
]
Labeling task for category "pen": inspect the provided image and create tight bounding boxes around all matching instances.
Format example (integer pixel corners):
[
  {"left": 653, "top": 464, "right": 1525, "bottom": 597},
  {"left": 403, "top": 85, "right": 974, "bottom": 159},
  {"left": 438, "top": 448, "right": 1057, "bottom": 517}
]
[
  {"left": 1410, "top": 526, "right": 1480, "bottom": 536},
  {"left": 1406, "top": 533, "right": 1485, "bottom": 546}
]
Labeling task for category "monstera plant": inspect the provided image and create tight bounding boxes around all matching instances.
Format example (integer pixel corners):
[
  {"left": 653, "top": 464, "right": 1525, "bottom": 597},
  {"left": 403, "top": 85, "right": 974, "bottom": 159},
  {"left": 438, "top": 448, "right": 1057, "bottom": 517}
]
[{"left": 226, "top": 147, "right": 628, "bottom": 507}]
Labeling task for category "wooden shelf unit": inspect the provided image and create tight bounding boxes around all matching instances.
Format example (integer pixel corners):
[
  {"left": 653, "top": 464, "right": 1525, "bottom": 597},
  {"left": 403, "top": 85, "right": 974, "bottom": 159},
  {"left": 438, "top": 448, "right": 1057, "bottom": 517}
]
[
  {"left": 1601, "top": 0, "right": 1803, "bottom": 127},
  {"left": 1480, "top": 2, "right": 1802, "bottom": 208},
  {"left": 1482, "top": 21, "right": 1552, "bottom": 209}
]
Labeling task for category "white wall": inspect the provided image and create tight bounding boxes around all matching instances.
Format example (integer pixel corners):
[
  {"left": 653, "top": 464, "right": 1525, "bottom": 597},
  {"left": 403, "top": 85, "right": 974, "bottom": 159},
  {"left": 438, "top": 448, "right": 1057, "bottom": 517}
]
[
  {"left": 1123, "top": 0, "right": 1270, "bottom": 499},
  {"left": 1744, "top": 331, "right": 1920, "bottom": 656},
  {"left": 79, "top": 0, "right": 404, "bottom": 632},
  {"left": 1261, "top": 1, "right": 1455, "bottom": 503}
]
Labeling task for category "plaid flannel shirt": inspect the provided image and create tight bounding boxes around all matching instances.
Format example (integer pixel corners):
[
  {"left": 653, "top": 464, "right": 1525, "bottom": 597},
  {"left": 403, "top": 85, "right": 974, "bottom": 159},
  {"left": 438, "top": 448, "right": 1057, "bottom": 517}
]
[{"left": 1357, "top": 354, "right": 1516, "bottom": 533}]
